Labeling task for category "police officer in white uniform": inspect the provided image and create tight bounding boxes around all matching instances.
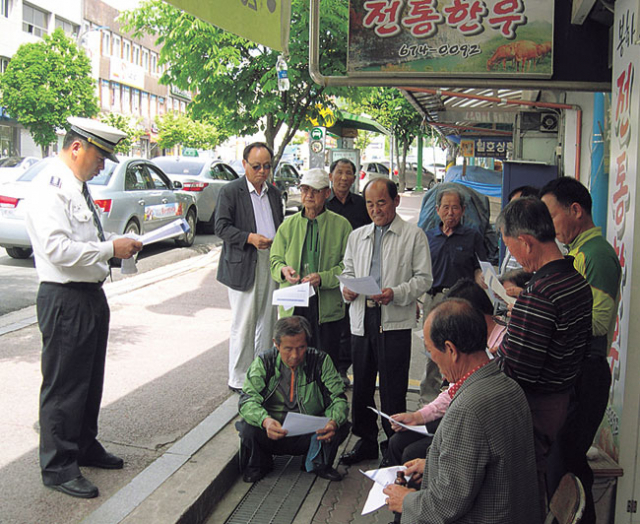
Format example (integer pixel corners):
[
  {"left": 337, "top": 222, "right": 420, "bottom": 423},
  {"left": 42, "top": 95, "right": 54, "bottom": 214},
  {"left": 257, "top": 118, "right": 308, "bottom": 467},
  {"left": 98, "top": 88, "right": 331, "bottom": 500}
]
[{"left": 26, "top": 117, "right": 143, "bottom": 499}]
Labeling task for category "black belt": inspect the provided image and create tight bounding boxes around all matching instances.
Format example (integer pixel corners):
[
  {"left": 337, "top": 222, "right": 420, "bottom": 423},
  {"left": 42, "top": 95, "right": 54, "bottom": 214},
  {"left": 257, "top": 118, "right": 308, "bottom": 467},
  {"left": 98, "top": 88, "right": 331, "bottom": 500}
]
[
  {"left": 43, "top": 280, "right": 105, "bottom": 291},
  {"left": 428, "top": 287, "right": 449, "bottom": 296}
]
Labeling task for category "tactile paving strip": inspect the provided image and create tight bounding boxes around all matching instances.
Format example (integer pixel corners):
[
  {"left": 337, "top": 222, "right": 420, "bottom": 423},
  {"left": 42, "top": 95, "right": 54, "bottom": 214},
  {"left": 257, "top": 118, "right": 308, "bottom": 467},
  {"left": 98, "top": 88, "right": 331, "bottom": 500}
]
[{"left": 225, "top": 455, "right": 316, "bottom": 524}]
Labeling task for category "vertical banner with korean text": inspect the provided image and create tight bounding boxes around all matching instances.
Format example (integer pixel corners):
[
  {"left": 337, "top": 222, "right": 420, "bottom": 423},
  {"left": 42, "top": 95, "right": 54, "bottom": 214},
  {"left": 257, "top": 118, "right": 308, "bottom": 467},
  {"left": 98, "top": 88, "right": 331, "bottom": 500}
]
[
  {"left": 602, "top": 0, "right": 638, "bottom": 461},
  {"left": 348, "top": 0, "right": 553, "bottom": 77}
]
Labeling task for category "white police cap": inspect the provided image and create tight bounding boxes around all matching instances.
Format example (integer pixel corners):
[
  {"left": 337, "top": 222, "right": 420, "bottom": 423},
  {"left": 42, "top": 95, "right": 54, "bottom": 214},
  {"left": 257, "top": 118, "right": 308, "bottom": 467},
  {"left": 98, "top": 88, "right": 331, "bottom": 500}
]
[{"left": 67, "top": 117, "right": 127, "bottom": 163}]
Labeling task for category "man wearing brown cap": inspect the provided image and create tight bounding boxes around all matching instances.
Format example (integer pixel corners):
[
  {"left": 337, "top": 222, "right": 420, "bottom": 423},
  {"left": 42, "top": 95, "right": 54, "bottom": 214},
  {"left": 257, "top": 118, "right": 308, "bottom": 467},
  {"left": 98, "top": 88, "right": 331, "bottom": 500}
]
[{"left": 26, "top": 117, "right": 143, "bottom": 499}]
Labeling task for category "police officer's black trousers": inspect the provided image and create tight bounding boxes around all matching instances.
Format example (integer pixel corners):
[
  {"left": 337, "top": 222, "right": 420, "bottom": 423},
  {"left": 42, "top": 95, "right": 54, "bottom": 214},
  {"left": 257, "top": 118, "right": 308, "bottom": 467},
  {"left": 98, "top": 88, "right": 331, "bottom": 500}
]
[{"left": 36, "top": 282, "right": 110, "bottom": 486}]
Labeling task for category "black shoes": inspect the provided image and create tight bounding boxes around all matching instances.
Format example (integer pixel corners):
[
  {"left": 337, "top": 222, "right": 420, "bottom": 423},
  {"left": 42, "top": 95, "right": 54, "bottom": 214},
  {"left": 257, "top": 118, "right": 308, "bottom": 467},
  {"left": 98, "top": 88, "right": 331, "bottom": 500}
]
[
  {"left": 315, "top": 466, "right": 344, "bottom": 481},
  {"left": 78, "top": 451, "right": 124, "bottom": 470},
  {"left": 243, "top": 469, "right": 266, "bottom": 483},
  {"left": 340, "top": 445, "right": 378, "bottom": 465},
  {"left": 49, "top": 475, "right": 99, "bottom": 499}
]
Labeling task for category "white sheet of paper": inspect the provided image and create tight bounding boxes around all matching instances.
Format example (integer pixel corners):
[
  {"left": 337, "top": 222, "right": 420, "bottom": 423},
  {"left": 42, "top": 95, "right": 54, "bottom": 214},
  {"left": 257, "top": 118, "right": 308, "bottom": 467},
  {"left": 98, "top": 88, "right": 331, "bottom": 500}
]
[
  {"left": 281, "top": 412, "right": 329, "bottom": 437},
  {"left": 138, "top": 218, "right": 190, "bottom": 245},
  {"left": 368, "top": 406, "right": 432, "bottom": 436},
  {"left": 337, "top": 275, "right": 382, "bottom": 296},
  {"left": 272, "top": 282, "right": 312, "bottom": 308},
  {"left": 360, "top": 465, "right": 408, "bottom": 515},
  {"left": 480, "top": 261, "right": 516, "bottom": 305}
]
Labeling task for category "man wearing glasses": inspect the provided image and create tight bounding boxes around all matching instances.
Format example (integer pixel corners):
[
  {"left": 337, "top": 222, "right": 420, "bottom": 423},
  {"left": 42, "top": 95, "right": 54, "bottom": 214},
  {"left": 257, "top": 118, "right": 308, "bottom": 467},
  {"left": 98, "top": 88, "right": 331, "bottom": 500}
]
[
  {"left": 270, "top": 169, "right": 352, "bottom": 369},
  {"left": 215, "top": 142, "right": 284, "bottom": 392}
]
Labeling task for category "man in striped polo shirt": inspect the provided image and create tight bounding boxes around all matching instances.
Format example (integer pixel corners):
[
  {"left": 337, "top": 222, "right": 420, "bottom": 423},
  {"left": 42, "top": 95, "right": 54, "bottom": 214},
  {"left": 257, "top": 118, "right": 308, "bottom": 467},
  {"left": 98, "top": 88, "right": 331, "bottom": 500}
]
[
  {"left": 541, "top": 177, "right": 621, "bottom": 524},
  {"left": 495, "top": 196, "right": 592, "bottom": 515}
]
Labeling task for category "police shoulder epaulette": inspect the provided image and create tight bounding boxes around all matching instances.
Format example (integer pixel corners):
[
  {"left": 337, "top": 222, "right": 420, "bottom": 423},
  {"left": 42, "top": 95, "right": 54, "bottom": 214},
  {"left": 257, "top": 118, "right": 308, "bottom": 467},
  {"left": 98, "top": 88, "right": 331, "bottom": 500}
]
[{"left": 49, "top": 176, "right": 62, "bottom": 188}]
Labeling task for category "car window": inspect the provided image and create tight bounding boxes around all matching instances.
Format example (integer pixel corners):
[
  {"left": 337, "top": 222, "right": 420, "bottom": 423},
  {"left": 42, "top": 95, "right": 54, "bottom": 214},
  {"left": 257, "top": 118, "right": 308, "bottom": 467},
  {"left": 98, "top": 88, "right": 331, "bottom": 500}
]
[
  {"left": 17, "top": 158, "right": 55, "bottom": 182},
  {"left": 210, "top": 164, "right": 230, "bottom": 181},
  {"left": 280, "top": 165, "right": 296, "bottom": 179},
  {"left": 124, "top": 165, "right": 148, "bottom": 191},
  {"left": 221, "top": 164, "right": 239, "bottom": 180},
  {"left": 146, "top": 164, "right": 172, "bottom": 190},
  {"left": 153, "top": 158, "right": 205, "bottom": 176},
  {"left": 0, "top": 157, "right": 22, "bottom": 168},
  {"left": 89, "top": 160, "right": 118, "bottom": 186},
  {"left": 377, "top": 163, "right": 389, "bottom": 175}
]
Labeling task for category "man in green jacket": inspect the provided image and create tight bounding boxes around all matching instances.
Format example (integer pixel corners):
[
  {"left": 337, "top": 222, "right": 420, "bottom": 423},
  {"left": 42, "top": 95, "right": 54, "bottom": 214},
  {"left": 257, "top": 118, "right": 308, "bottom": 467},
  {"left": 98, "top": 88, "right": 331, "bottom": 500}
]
[
  {"left": 270, "top": 169, "right": 352, "bottom": 369},
  {"left": 237, "top": 316, "right": 350, "bottom": 483}
]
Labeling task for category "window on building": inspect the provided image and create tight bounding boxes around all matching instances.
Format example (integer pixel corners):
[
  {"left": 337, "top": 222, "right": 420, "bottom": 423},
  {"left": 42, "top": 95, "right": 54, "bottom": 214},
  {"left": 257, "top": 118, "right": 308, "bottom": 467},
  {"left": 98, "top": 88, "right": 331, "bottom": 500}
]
[
  {"left": 132, "top": 45, "right": 140, "bottom": 66},
  {"left": 142, "top": 49, "right": 149, "bottom": 72},
  {"left": 151, "top": 52, "right": 158, "bottom": 75},
  {"left": 132, "top": 89, "right": 140, "bottom": 114},
  {"left": 123, "top": 86, "right": 131, "bottom": 114},
  {"left": 101, "top": 80, "right": 110, "bottom": 110},
  {"left": 0, "top": 56, "right": 9, "bottom": 74},
  {"left": 101, "top": 30, "right": 110, "bottom": 56},
  {"left": 158, "top": 96, "right": 165, "bottom": 116},
  {"left": 180, "top": 100, "right": 186, "bottom": 114},
  {"left": 23, "top": 3, "right": 49, "bottom": 37},
  {"left": 141, "top": 91, "right": 149, "bottom": 118},
  {"left": 54, "top": 16, "right": 78, "bottom": 38},
  {"left": 111, "top": 82, "right": 121, "bottom": 112},
  {"left": 123, "top": 39, "right": 131, "bottom": 62},
  {"left": 150, "top": 94, "right": 157, "bottom": 118},
  {"left": 113, "top": 35, "right": 121, "bottom": 58},
  {"left": 2, "top": 0, "right": 12, "bottom": 18}
]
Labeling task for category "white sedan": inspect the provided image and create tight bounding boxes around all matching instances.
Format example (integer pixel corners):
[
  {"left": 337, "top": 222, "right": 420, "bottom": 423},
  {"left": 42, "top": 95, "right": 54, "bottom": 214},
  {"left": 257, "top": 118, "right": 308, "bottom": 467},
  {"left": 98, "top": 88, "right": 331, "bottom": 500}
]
[{"left": 0, "top": 157, "right": 197, "bottom": 259}]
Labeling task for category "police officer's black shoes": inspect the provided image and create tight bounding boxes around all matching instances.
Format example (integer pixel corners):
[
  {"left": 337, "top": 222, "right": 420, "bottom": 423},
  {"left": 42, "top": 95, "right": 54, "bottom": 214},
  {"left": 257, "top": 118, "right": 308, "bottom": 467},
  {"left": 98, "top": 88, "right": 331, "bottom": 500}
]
[
  {"left": 50, "top": 475, "right": 99, "bottom": 498},
  {"left": 78, "top": 451, "right": 124, "bottom": 469}
]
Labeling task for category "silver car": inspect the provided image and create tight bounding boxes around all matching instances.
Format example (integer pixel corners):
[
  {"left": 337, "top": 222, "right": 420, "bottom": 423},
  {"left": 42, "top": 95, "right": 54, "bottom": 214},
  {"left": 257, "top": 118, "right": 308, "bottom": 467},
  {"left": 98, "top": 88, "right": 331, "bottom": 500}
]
[
  {"left": 0, "top": 156, "right": 40, "bottom": 184},
  {"left": 0, "top": 158, "right": 197, "bottom": 259},
  {"left": 152, "top": 156, "right": 239, "bottom": 233}
]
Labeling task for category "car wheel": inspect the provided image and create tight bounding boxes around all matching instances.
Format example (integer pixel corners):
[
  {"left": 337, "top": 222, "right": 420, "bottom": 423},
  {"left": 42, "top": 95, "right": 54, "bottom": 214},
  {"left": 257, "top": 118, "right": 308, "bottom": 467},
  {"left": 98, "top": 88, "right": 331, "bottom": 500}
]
[
  {"left": 6, "top": 246, "right": 33, "bottom": 259},
  {"left": 124, "top": 219, "right": 140, "bottom": 236},
  {"left": 197, "top": 210, "right": 216, "bottom": 235},
  {"left": 175, "top": 208, "right": 197, "bottom": 247}
]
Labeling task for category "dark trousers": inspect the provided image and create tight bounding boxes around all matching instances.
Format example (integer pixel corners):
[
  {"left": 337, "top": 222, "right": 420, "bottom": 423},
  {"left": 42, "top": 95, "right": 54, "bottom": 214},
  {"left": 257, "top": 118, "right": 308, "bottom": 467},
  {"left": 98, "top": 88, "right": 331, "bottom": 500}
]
[
  {"left": 337, "top": 305, "right": 352, "bottom": 375},
  {"left": 351, "top": 306, "right": 411, "bottom": 448},
  {"left": 236, "top": 419, "right": 350, "bottom": 475},
  {"left": 549, "top": 356, "right": 612, "bottom": 524},
  {"left": 294, "top": 295, "right": 342, "bottom": 369},
  {"left": 37, "top": 282, "right": 110, "bottom": 485},
  {"left": 386, "top": 432, "right": 433, "bottom": 466},
  {"left": 525, "top": 389, "right": 570, "bottom": 516}
]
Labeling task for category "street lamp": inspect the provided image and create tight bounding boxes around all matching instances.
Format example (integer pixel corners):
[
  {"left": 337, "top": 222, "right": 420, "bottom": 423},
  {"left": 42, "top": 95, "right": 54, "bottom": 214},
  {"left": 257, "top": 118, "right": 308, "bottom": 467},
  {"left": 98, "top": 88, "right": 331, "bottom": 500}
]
[{"left": 77, "top": 25, "right": 110, "bottom": 47}]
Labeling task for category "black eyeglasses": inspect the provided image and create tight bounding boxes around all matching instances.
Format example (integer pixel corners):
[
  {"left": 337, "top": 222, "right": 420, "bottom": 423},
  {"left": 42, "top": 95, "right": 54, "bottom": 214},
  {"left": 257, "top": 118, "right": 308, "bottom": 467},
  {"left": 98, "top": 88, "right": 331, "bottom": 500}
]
[{"left": 249, "top": 163, "right": 272, "bottom": 172}]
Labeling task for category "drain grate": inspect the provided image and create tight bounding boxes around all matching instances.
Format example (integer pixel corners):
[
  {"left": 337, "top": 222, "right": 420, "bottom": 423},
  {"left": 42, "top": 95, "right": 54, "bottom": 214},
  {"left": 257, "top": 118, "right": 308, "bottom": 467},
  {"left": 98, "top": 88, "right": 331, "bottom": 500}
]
[{"left": 225, "top": 455, "right": 316, "bottom": 524}]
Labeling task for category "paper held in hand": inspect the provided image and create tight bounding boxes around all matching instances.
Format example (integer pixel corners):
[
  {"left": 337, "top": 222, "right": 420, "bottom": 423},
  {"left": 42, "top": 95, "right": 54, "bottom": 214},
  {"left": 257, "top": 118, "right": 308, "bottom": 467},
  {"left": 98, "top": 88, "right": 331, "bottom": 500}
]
[
  {"left": 480, "top": 260, "right": 516, "bottom": 305},
  {"left": 272, "top": 282, "right": 316, "bottom": 309},
  {"left": 281, "top": 412, "right": 329, "bottom": 437},
  {"left": 360, "top": 465, "right": 409, "bottom": 515},
  {"left": 137, "top": 218, "right": 191, "bottom": 245},
  {"left": 337, "top": 275, "right": 382, "bottom": 296},
  {"left": 368, "top": 406, "right": 433, "bottom": 436}
]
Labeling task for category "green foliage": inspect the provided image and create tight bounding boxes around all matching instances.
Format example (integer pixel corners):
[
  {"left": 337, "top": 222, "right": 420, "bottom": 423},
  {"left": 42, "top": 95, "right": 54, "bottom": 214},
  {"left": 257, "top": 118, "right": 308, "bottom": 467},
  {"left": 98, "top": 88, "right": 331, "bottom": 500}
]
[
  {"left": 155, "top": 112, "right": 224, "bottom": 151},
  {"left": 0, "top": 28, "right": 99, "bottom": 154},
  {"left": 100, "top": 113, "right": 145, "bottom": 155},
  {"left": 356, "top": 88, "right": 426, "bottom": 189},
  {"left": 120, "top": 0, "right": 359, "bottom": 162}
]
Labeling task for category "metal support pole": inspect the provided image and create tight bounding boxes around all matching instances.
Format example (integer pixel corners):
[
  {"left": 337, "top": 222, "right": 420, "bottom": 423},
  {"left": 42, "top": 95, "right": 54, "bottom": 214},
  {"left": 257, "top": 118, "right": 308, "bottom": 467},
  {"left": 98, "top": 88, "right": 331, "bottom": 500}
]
[
  {"left": 590, "top": 92, "right": 608, "bottom": 232},
  {"left": 416, "top": 135, "right": 423, "bottom": 191}
]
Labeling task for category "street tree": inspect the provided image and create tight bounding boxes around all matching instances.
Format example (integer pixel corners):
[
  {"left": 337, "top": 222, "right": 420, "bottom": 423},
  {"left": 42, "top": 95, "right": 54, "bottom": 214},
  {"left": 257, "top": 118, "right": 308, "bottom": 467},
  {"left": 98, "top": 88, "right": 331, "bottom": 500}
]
[
  {"left": 155, "top": 112, "right": 225, "bottom": 151},
  {"left": 357, "top": 88, "right": 426, "bottom": 192},
  {"left": 100, "top": 113, "right": 146, "bottom": 155},
  {"left": 120, "top": 0, "right": 357, "bottom": 163},
  {"left": 0, "top": 28, "right": 99, "bottom": 156}
]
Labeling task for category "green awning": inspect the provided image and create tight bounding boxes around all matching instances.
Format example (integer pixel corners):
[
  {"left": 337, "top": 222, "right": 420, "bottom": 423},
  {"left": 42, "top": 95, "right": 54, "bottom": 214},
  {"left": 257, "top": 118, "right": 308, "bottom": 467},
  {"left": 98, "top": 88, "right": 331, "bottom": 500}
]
[
  {"left": 163, "top": 0, "right": 291, "bottom": 52},
  {"left": 326, "top": 111, "right": 389, "bottom": 136}
]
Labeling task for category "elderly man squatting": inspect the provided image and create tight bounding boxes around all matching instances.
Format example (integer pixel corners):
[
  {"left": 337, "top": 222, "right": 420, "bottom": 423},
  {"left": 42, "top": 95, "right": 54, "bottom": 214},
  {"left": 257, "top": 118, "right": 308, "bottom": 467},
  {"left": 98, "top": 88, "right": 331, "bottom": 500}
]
[{"left": 236, "top": 316, "right": 349, "bottom": 483}]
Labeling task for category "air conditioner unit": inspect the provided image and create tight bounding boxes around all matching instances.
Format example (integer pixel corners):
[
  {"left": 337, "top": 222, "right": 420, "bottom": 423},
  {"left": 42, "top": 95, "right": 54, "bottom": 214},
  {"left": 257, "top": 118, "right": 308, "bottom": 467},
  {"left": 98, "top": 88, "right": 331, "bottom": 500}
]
[{"left": 520, "top": 111, "right": 559, "bottom": 133}]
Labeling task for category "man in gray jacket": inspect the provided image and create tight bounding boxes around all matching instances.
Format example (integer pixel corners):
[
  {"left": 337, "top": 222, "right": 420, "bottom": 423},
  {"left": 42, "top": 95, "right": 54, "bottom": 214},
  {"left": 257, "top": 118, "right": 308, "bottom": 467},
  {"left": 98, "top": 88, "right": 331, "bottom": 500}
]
[
  {"left": 340, "top": 179, "right": 432, "bottom": 464},
  {"left": 383, "top": 299, "right": 539, "bottom": 524}
]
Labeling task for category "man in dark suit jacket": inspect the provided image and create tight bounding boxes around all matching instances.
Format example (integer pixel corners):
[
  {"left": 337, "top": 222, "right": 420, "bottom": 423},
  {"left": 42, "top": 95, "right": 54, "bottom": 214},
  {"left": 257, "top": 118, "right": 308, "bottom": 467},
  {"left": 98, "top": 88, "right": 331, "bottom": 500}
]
[{"left": 215, "top": 142, "right": 283, "bottom": 391}]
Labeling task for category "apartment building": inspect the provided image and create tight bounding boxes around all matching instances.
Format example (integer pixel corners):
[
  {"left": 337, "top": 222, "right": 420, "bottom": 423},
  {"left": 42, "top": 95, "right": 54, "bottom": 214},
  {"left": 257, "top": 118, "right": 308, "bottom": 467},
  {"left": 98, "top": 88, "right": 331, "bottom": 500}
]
[{"left": 0, "top": 0, "right": 190, "bottom": 158}]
